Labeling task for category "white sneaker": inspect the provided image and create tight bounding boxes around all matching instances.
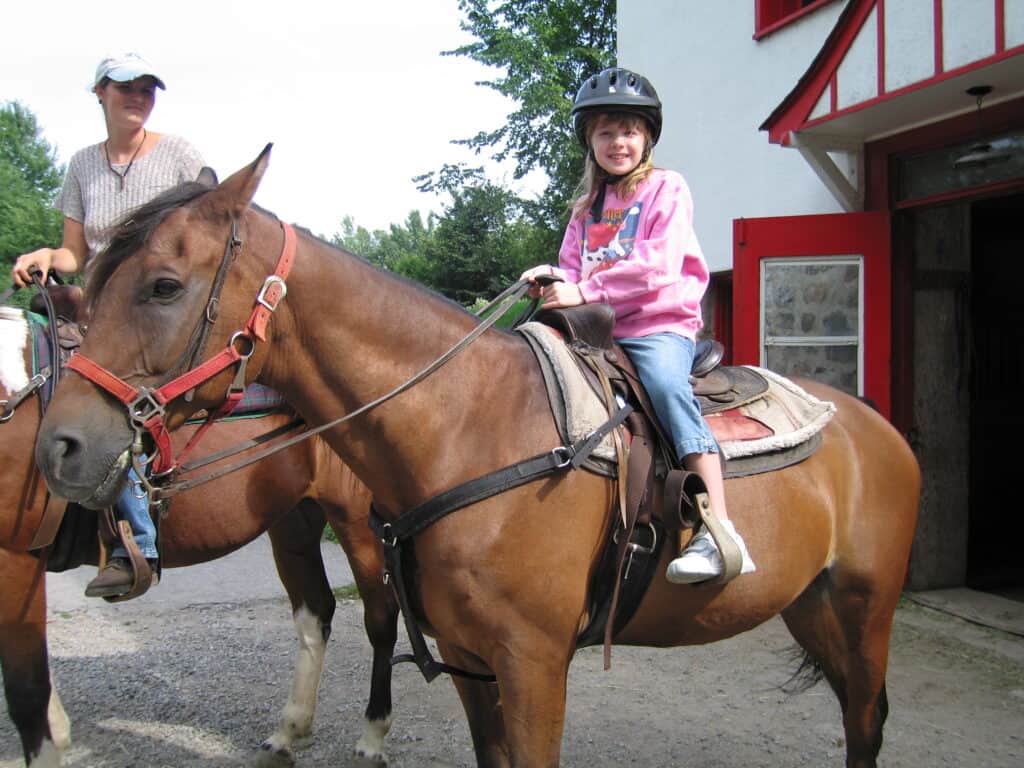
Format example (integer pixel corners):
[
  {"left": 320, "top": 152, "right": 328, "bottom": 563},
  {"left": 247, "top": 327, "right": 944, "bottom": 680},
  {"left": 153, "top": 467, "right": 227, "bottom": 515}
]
[{"left": 665, "top": 520, "right": 756, "bottom": 584}]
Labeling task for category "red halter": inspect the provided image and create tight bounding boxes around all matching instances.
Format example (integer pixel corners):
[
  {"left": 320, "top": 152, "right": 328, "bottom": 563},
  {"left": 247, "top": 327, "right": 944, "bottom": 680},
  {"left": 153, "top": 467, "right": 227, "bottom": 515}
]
[{"left": 65, "top": 220, "right": 297, "bottom": 476}]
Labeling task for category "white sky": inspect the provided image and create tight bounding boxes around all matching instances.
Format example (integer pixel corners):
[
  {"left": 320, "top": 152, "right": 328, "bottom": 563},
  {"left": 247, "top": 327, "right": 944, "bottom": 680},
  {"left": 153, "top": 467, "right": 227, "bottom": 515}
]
[{"left": 1, "top": 0, "right": 538, "bottom": 238}]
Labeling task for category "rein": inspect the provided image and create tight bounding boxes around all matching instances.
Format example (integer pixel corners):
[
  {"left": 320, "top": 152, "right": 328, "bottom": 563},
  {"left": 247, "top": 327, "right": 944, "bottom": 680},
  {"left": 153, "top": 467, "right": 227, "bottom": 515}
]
[{"left": 152, "top": 277, "right": 533, "bottom": 498}]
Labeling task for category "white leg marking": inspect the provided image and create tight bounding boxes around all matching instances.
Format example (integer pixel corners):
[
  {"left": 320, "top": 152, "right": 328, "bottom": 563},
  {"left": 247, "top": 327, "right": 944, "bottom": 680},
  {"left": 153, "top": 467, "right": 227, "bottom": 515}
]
[
  {"left": 47, "top": 674, "right": 72, "bottom": 751},
  {"left": 257, "top": 605, "right": 326, "bottom": 767},
  {"left": 355, "top": 715, "right": 393, "bottom": 766},
  {"left": 0, "top": 308, "right": 30, "bottom": 395}
]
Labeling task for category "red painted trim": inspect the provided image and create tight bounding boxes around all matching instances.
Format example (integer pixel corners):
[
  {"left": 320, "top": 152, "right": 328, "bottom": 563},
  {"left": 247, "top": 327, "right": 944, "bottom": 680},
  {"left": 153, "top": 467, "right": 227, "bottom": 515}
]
[
  {"left": 711, "top": 274, "right": 734, "bottom": 366},
  {"left": 877, "top": 0, "right": 886, "bottom": 95},
  {"left": 763, "top": 0, "right": 878, "bottom": 143},
  {"left": 831, "top": 71, "right": 838, "bottom": 113},
  {"left": 996, "top": 0, "right": 1005, "bottom": 53},
  {"left": 934, "top": 0, "right": 944, "bottom": 74},
  {"left": 753, "top": 0, "right": 840, "bottom": 41},
  {"left": 796, "top": 45, "right": 1024, "bottom": 136},
  {"left": 864, "top": 94, "right": 1024, "bottom": 210},
  {"left": 732, "top": 211, "right": 892, "bottom": 418},
  {"left": 894, "top": 178, "right": 1024, "bottom": 210}
]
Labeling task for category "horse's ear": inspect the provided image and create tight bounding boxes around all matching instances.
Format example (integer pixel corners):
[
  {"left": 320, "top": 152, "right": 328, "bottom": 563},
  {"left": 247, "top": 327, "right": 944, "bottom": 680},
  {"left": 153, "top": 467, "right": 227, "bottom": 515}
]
[
  {"left": 205, "top": 143, "right": 273, "bottom": 219},
  {"left": 196, "top": 166, "right": 219, "bottom": 187}
]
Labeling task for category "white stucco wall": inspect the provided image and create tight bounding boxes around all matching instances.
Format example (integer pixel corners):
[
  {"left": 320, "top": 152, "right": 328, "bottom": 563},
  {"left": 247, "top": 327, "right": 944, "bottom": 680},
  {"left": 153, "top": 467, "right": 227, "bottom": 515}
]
[{"left": 618, "top": 0, "right": 850, "bottom": 272}]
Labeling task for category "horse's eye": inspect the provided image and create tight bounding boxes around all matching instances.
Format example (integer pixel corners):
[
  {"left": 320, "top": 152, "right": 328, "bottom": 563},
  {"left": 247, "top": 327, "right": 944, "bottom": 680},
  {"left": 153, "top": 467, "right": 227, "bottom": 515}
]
[{"left": 151, "top": 278, "right": 182, "bottom": 301}]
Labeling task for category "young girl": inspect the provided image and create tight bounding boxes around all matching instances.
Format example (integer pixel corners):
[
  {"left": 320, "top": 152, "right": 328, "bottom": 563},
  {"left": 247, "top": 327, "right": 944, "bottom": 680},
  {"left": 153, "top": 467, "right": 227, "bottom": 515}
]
[
  {"left": 12, "top": 52, "right": 205, "bottom": 597},
  {"left": 523, "top": 66, "right": 755, "bottom": 584}
]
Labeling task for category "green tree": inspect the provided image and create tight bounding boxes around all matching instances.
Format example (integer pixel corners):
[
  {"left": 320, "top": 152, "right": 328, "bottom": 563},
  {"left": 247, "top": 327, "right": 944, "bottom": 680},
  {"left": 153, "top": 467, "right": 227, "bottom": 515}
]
[
  {"left": 331, "top": 211, "right": 436, "bottom": 286},
  {"left": 420, "top": 0, "right": 616, "bottom": 230},
  {"left": 0, "top": 101, "right": 64, "bottom": 304},
  {"left": 425, "top": 181, "right": 539, "bottom": 303}
]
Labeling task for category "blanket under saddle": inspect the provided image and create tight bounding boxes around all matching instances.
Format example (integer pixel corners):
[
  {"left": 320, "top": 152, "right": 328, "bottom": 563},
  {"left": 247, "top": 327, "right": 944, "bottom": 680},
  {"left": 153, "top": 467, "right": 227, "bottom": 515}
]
[{"left": 517, "top": 321, "right": 836, "bottom": 478}]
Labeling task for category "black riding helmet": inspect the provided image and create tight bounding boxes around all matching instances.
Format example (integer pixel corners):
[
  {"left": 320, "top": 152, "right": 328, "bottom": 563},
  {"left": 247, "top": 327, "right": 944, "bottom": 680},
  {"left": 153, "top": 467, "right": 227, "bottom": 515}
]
[{"left": 572, "top": 67, "right": 663, "bottom": 147}]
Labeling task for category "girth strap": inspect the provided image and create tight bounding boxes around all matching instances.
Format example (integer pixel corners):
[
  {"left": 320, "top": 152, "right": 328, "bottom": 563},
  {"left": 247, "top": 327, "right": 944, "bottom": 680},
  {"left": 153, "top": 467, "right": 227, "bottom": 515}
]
[{"left": 370, "top": 402, "right": 633, "bottom": 683}]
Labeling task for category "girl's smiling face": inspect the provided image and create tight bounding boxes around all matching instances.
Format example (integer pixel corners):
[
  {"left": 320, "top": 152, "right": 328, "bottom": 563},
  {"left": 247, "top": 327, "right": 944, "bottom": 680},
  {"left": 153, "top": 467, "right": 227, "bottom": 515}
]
[{"left": 588, "top": 113, "right": 648, "bottom": 176}]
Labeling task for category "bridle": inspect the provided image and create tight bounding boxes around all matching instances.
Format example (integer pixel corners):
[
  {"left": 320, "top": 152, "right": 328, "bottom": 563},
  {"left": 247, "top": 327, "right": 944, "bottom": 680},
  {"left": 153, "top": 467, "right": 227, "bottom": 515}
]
[{"left": 65, "top": 217, "right": 296, "bottom": 481}]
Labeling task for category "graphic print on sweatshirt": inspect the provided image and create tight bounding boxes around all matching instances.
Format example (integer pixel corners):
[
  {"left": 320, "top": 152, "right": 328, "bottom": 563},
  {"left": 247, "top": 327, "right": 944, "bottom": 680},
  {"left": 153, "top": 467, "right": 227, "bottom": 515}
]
[{"left": 580, "top": 203, "right": 643, "bottom": 280}]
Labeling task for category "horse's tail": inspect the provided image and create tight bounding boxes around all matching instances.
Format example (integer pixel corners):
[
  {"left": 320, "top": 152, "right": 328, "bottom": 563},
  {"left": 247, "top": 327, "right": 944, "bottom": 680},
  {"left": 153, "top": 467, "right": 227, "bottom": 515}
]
[{"left": 780, "top": 646, "right": 825, "bottom": 694}]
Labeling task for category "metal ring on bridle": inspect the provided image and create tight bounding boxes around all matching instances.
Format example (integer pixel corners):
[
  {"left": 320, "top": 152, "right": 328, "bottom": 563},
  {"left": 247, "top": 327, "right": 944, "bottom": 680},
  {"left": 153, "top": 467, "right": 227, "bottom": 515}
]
[{"left": 229, "top": 332, "right": 256, "bottom": 359}]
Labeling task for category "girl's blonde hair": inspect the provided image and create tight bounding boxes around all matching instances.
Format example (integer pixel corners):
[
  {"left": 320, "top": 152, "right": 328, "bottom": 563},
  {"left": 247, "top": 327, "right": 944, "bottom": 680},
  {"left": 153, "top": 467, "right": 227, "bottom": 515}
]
[{"left": 571, "top": 111, "right": 656, "bottom": 220}]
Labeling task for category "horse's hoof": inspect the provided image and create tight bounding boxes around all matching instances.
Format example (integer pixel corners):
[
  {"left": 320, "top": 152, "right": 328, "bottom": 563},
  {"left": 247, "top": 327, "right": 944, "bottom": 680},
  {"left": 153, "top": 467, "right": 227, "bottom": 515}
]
[
  {"left": 353, "top": 747, "right": 389, "bottom": 767},
  {"left": 254, "top": 740, "right": 296, "bottom": 767}
]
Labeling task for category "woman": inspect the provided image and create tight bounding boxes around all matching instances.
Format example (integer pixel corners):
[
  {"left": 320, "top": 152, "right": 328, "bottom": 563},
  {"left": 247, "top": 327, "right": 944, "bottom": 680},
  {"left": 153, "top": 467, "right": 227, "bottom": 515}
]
[{"left": 11, "top": 52, "right": 205, "bottom": 597}]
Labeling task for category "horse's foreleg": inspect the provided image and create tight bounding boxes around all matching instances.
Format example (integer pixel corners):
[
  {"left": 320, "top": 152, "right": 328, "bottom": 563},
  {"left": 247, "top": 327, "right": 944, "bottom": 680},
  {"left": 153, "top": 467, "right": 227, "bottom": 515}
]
[
  {"left": 442, "top": 635, "right": 569, "bottom": 768},
  {"left": 491, "top": 649, "right": 570, "bottom": 768},
  {"left": 0, "top": 550, "right": 63, "bottom": 767},
  {"left": 781, "top": 572, "right": 895, "bottom": 768},
  {"left": 257, "top": 501, "right": 336, "bottom": 767},
  {"left": 438, "top": 640, "right": 509, "bottom": 768},
  {"left": 324, "top": 513, "right": 397, "bottom": 766}
]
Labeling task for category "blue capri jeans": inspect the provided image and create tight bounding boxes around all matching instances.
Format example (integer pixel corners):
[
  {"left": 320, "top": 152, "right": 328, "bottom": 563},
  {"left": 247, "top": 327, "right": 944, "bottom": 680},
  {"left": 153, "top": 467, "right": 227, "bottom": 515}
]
[
  {"left": 112, "top": 464, "right": 158, "bottom": 560},
  {"left": 618, "top": 332, "right": 719, "bottom": 462}
]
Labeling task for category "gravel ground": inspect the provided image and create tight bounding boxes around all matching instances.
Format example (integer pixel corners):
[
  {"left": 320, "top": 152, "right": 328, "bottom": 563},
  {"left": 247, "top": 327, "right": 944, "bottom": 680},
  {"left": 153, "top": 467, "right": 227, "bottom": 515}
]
[{"left": 2, "top": 586, "right": 1023, "bottom": 767}]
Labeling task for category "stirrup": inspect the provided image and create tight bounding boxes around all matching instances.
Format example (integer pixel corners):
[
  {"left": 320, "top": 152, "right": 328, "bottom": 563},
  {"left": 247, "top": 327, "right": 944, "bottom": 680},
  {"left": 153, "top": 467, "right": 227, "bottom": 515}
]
[{"left": 693, "top": 493, "right": 743, "bottom": 584}]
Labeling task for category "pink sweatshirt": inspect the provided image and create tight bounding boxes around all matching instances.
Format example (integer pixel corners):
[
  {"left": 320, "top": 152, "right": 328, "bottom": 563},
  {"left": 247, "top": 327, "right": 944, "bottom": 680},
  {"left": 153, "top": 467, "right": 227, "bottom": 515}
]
[{"left": 553, "top": 168, "right": 708, "bottom": 340}]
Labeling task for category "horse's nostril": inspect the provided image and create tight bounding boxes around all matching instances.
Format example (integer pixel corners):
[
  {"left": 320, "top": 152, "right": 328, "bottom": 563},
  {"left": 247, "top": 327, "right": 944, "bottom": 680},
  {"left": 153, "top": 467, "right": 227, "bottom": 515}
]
[{"left": 40, "top": 426, "right": 87, "bottom": 478}]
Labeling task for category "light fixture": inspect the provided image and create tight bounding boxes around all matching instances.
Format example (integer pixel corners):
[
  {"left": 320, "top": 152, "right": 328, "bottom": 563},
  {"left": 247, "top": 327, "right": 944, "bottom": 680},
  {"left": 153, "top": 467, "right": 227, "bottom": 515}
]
[{"left": 953, "top": 85, "right": 1014, "bottom": 170}]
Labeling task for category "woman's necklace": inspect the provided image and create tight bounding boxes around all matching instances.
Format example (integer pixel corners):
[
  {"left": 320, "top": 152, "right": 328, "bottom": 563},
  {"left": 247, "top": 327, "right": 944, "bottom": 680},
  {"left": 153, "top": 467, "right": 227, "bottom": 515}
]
[{"left": 103, "top": 129, "right": 147, "bottom": 191}]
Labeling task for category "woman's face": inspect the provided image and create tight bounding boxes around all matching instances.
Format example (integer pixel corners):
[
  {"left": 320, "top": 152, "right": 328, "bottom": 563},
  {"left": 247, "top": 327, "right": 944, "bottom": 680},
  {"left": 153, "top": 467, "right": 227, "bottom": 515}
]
[
  {"left": 96, "top": 76, "right": 158, "bottom": 130},
  {"left": 588, "top": 114, "right": 648, "bottom": 176}
]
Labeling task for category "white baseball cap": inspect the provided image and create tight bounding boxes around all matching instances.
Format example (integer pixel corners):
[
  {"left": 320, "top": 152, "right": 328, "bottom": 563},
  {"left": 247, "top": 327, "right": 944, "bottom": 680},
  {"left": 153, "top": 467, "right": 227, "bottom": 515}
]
[{"left": 91, "top": 52, "right": 166, "bottom": 91}]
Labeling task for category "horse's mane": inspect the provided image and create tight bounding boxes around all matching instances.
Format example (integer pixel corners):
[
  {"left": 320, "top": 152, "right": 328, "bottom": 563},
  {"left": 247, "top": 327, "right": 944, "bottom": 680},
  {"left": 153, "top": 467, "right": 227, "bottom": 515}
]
[
  {"left": 86, "top": 182, "right": 211, "bottom": 310},
  {"left": 86, "top": 181, "right": 478, "bottom": 328}
]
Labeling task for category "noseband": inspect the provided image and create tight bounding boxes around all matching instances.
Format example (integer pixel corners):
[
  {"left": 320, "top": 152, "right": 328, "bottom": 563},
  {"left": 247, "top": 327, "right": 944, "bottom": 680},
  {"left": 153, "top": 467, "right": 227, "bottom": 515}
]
[{"left": 65, "top": 219, "right": 296, "bottom": 478}]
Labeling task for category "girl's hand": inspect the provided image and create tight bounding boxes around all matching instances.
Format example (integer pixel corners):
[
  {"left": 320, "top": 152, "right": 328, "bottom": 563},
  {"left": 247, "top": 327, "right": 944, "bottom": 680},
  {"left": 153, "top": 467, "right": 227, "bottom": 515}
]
[
  {"left": 520, "top": 264, "right": 557, "bottom": 282},
  {"left": 541, "top": 281, "right": 586, "bottom": 309},
  {"left": 12, "top": 248, "right": 54, "bottom": 288}
]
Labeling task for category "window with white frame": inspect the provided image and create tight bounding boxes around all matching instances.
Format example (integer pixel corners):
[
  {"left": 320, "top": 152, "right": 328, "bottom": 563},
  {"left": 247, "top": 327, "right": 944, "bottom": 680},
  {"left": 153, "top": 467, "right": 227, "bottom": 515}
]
[{"left": 761, "top": 256, "right": 863, "bottom": 396}]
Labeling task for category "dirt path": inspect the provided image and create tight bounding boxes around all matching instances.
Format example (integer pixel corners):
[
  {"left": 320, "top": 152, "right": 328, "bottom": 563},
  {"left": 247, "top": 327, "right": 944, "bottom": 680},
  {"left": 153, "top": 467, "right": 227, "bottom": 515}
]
[{"left": 2, "top": 589, "right": 1022, "bottom": 767}]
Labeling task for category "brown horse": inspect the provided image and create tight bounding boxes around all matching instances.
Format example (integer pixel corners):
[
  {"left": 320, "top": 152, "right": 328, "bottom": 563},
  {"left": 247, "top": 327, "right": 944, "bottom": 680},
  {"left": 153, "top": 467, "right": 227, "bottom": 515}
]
[
  {"left": 0, "top": 306, "right": 398, "bottom": 767},
  {"left": 33, "top": 147, "right": 921, "bottom": 768}
]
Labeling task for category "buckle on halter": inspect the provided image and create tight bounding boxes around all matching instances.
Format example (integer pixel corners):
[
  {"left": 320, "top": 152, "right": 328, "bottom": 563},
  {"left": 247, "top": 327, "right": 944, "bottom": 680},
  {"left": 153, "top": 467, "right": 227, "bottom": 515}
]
[
  {"left": 128, "top": 387, "right": 166, "bottom": 428},
  {"left": 256, "top": 275, "right": 287, "bottom": 312}
]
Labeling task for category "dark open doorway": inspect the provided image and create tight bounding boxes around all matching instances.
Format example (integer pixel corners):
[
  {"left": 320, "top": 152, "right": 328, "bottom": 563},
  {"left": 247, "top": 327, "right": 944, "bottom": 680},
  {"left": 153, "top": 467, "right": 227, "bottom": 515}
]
[{"left": 967, "top": 193, "right": 1024, "bottom": 593}]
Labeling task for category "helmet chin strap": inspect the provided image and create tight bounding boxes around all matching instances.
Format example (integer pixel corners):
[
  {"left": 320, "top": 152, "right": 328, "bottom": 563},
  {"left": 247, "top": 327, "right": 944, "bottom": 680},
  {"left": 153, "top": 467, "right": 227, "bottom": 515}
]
[{"left": 589, "top": 164, "right": 625, "bottom": 222}]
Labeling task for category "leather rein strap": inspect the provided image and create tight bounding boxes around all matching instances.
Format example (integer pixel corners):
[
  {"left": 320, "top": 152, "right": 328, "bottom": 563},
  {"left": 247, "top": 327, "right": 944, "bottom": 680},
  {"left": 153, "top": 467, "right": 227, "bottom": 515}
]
[
  {"left": 65, "top": 219, "right": 296, "bottom": 478},
  {"left": 146, "top": 278, "right": 534, "bottom": 499}
]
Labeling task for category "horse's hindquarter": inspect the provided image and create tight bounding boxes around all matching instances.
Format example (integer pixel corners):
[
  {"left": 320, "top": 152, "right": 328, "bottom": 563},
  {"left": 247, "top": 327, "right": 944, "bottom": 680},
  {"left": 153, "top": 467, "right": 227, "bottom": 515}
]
[{"left": 616, "top": 380, "right": 920, "bottom": 647}]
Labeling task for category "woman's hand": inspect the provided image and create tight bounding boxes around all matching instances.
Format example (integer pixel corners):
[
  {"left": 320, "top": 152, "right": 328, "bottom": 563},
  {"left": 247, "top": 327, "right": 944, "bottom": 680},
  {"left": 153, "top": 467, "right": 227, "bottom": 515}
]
[{"left": 11, "top": 248, "right": 54, "bottom": 288}]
